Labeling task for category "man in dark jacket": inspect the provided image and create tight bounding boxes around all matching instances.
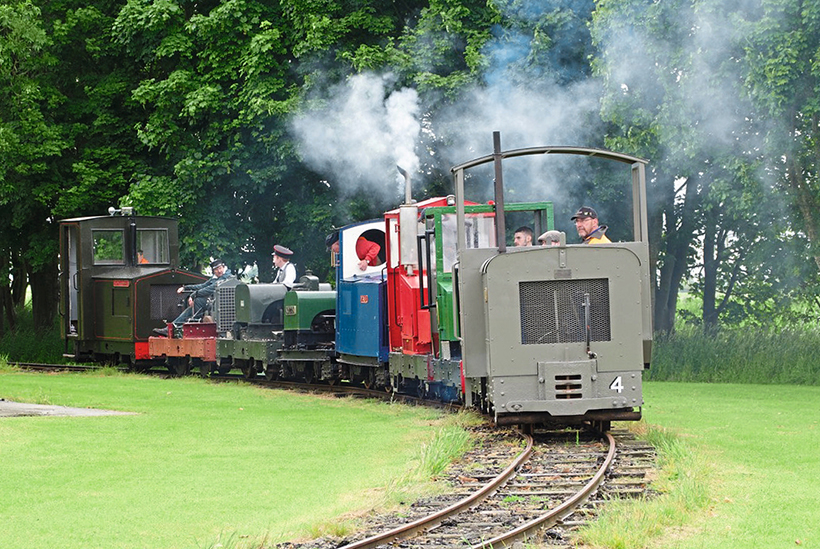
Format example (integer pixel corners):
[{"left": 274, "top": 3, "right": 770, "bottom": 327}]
[{"left": 153, "top": 258, "right": 232, "bottom": 335}]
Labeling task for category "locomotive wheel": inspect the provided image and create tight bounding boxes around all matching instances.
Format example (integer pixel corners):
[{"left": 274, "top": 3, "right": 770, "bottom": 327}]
[
  {"left": 242, "top": 362, "right": 259, "bottom": 380},
  {"left": 302, "top": 363, "right": 315, "bottom": 384},
  {"left": 198, "top": 361, "right": 212, "bottom": 377},
  {"left": 265, "top": 366, "right": 280, "bottom": 381}
]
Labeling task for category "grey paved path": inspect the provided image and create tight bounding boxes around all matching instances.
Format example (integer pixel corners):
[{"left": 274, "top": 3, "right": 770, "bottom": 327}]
[{"left": 0, "top": 399, "right": 137, "bottom": 418}]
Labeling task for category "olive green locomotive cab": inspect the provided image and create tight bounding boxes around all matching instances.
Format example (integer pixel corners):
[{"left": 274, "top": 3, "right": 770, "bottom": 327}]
[{"left": 59, "top": 210, "right": 206, "bottom": 366}]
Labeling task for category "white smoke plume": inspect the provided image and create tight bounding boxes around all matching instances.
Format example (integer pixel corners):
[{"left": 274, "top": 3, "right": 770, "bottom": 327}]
[{"left": 290, "top": 73, "right": 420, "bottom": 200}]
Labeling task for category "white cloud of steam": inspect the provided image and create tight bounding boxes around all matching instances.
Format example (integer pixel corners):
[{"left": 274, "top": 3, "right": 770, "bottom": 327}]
[
  {"left": 290, "top": 73, "right": 420, "bottom": 200},
  {"left": 289, "top": 12, "right": 613, "bottom": 212},
  {"left": 431, "top": 78, "right": 604, "bottom": 204}
]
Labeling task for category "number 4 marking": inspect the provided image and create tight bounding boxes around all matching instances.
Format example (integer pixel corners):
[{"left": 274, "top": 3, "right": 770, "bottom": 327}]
[{"left": 610, "top": 376, "right": 624, "bottom": 393}]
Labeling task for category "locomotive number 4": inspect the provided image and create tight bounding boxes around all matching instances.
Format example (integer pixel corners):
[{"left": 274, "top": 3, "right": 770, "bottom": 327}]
[{"left": 609, "top": 376, "right": 624, "bottom": 393}]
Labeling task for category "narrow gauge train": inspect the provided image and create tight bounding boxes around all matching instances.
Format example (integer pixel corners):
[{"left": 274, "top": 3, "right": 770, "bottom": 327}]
[{"left": 59, "top": 138, "right": 651, "bottom": 428}]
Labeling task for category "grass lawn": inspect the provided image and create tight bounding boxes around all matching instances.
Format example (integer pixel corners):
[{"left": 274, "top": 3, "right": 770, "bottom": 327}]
[
  {"left": 4, "top": 371, "right": 819, "bottom": 549},
  {"left": 0, "top": 370, "right": 453, "bottom": 549},
  {"left": 639, "top": 382, "right": 820, "bottom": 548}
]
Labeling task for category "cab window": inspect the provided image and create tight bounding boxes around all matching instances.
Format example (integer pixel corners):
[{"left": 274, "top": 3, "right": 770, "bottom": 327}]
[{"left": 92, "top": 230, "right": 124, "bottom": 265}]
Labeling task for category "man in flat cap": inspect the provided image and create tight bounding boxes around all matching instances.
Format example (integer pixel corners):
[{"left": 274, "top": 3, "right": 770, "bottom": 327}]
[
  {"left": 154, "top": 258, "right": 232, "bottom": 335},
  {"left": 571, "top": 206, "right": 610, "bottom": 244},
  {"left": 273, "top": 244, "right": 297, "bottom": 288},
  {"left": 537, "top": 230, "right": 564, "bottom": 246}
]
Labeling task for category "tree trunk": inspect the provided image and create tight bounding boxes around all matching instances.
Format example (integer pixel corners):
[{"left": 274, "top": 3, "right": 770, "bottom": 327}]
[
  {"left": 11, "top": 250, "right": 27, "bottom": 308},
  {"left": 702, "top": 208, "right": 718, "bottom": 332},
  {"left": 653, "top": 173, "right": 700, "bottom": 333},
  {"left": 0, "top": 250, "right": 16, "bottom": 336},
  {"left": 788, "top": 154, "right": 820, "bottom": 271},
  {"left": 30, "top": 260, "right": 59, "bottom": 331}
]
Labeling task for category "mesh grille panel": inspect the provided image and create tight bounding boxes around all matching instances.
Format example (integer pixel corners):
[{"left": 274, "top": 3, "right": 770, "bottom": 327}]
[
  {"left": 150, "top": 285, "right": 186, "bottom": 322},
  {"left": 215, "top": 285, "right": 236, "bottom": 332},
  {"left": 519, "top": 279, "right": 610, "bottom": 345}
]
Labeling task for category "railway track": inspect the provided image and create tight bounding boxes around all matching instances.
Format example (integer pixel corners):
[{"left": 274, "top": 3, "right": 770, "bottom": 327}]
[
  {"left": 10, "top": 362, "right": 101, "bottom": 373},
  {"left": 278, "top": 428, "right": 655, "bottom": 549}
]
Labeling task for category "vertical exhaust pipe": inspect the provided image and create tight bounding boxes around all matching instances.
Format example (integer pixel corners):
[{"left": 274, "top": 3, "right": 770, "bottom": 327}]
[{"left": 397, "top": 165, "right": 411, "bottom": 204}]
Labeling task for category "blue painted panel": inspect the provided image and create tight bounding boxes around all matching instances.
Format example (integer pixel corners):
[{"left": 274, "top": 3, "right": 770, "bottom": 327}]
[{"left": 336, "top": 278, "right": 387, "bottom": 360}]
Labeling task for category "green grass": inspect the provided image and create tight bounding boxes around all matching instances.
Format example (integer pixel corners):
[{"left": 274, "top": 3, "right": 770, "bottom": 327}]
[
  {"left": 573, "top": 382, "right": 820, "bottom": 549},
  {"left": 0, "top": 369, "right": 465, "bottom": 549}
]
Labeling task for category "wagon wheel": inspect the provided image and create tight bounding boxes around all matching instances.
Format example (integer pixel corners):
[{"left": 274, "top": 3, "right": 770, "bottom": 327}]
[
  {"left": 167, "top": 357, "right": 190, "bottom": 377},
  {"left": 362, "top": 369, "right": 376, "bottom": 390}
]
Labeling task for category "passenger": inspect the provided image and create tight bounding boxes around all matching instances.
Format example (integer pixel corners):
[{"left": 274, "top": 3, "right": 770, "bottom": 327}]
[
  {"left": 325, "top": 230, "right": 381, "bottom": 271},
  {"left": 355, "top": 236, "right": 381, "bottom": 270},
  {"left": 273, "top": 244, "right": 297, "bottom": 288},
  {"left": 513, "top": 226, "right": 533, "bottom": 247},
  {"left": 137, "top": 250, "right": 149, "bottom": 264},
  {"left": 537, "top": 230, "right": 563, "bottom": 246},
  {"left": 153, "top": 258, "right": 232, "bottom": 336},
  {"left": 571, "top": 207, "right": 610, "bottom": 244}
]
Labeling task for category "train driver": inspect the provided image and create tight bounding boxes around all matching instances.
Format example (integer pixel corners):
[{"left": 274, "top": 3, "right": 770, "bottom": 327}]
[
  {"left": 153, "top": 258, "right": 232, "bottom": 336},
  {"left": 571, "top": 206, "right": 611, "bottom": 244}
]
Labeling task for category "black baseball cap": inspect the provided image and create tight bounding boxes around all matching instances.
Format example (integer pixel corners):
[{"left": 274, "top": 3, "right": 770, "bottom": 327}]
[{"left": 570, "top": 206, "right": 598, "bottom": 220}]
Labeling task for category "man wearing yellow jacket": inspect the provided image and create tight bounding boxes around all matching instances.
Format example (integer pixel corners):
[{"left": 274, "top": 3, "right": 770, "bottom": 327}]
[{"left": 571, "top": 206, "right": 611, "bottom": 244}]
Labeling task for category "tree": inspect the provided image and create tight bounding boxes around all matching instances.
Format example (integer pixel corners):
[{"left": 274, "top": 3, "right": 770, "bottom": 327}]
[
  {"left": 0, "top": 1, "right": 64, "bottom": 330},
  {"left": 740, "top": 0, "right": 820, "bottom": 270},
  {"left": 591, "top": 0, "right": 793, "bottom": 332}
]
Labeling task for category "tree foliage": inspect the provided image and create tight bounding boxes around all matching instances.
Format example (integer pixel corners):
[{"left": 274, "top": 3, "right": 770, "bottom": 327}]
[{"left": 4, "top": 0, "right": 820, "bottom": 335}]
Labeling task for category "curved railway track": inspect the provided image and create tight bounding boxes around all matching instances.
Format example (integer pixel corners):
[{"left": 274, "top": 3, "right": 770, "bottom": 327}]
[{"left": 278, "top": 429, "right": 655, "bottom": 549}]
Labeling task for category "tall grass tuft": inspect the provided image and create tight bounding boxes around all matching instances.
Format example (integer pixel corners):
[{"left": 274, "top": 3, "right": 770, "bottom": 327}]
[
  {"left": 649, "top": 324, "right": 820, "bottom": 385},
  {"left": 577, "top": 422, "right": 710, "bottom": 548},
  {"left": 381, "top": 412, "right": 478, "bottom": 506}
]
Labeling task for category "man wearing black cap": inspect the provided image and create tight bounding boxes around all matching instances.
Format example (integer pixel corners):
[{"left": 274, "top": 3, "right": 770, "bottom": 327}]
[
  {"left": 154, "top": 258, "right": 232, "bottom": 335},
  {"left": 571, "top": 206, "right": 611, "bottom": 244},
  {"left": 273, "top": 244, "right": 296, "bottom": 288}
]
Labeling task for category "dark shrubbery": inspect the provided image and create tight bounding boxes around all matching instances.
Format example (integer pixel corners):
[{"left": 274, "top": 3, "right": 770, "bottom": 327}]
[{"left": 0, "top": 304, "right": 64, "bottom": 364}]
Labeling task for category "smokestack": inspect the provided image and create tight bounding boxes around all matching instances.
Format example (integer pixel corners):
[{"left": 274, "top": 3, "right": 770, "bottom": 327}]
[{"left": 397, "top": 165, "right": 411, "bottom": 204}]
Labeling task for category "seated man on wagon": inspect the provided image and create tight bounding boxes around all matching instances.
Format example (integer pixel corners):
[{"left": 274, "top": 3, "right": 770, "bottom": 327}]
[{"left": 153, "top": 258, "right": 232, "bottom": 336}]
